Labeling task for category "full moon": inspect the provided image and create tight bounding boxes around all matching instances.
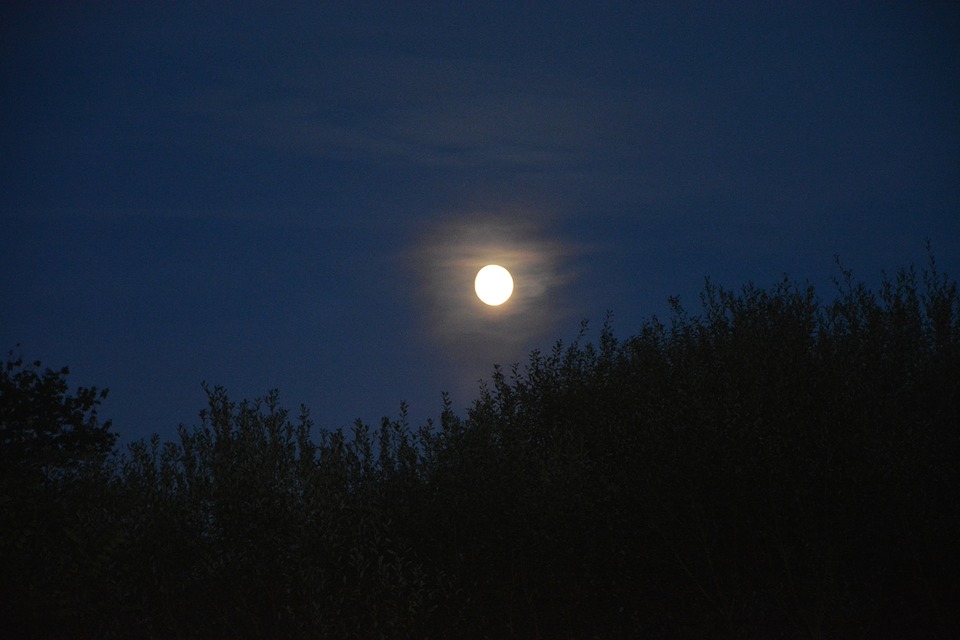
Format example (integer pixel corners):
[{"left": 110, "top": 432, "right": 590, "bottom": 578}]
[{"left": 475, "top": 264, "right": 514, "bottom": 306}]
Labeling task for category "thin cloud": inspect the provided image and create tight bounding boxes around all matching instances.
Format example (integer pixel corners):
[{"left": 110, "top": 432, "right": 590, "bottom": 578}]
[
  {"left": 406, "top": 209, "right": 580, "bottom": 389},
  {"left": 181, "top": 52, "right": 609, "bottom": 171}
]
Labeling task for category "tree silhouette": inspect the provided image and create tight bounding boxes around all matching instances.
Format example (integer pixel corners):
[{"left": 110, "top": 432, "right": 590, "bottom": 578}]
[
  {"left": 1, "top": 351, "right": 115, "bottom": 482},
  {"left": 1, "top": 351, "right": 118, "bottom": 635},
  {"left": 2, "top": 256, "right": 958, "bottom": 638}
]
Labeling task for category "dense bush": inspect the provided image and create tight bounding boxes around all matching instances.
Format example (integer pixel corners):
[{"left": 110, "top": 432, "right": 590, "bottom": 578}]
[{"left": 2, "top": 258, "right": 958, "bottom": 638}]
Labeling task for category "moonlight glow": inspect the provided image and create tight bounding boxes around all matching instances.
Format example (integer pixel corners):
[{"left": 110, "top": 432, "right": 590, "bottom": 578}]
[{"left": 475, "top": 265, "right": 514, "bottom": 306}]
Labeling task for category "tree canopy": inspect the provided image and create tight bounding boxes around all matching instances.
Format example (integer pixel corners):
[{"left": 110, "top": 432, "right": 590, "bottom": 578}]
[
  {"left": 1, "top": 353, "right": 115, "bottom": 482},
  {"left": 2, "top": 259, "right": 958, "bottom": 638}
]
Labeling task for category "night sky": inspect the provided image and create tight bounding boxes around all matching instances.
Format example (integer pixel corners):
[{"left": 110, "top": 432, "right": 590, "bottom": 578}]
[{"left": 3, "top": 2, "right": 958, "bottom": 446}]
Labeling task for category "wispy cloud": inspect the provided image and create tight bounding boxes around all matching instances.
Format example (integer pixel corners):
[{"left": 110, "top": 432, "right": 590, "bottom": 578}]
[
  {"left": 182, "top": 52, "right": 610, "bottom": 173},
  {"left": 405, "top": 210, "right": 580, "bottom": 387}
]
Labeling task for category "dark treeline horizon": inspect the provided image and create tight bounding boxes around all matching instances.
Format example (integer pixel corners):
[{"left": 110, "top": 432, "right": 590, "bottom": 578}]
[{"left": 2, "top": 256, "right": 958, "bottom": 638}]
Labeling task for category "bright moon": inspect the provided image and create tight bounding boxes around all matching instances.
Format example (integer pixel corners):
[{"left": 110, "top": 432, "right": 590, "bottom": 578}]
[{"left": 475, "top": 264, "right": 514, "bottom": 306}]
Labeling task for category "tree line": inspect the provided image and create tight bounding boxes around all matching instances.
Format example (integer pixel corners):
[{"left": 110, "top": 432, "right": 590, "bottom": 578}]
[{"left": 2, "top": 258, "right": 958, "bottom": 638}]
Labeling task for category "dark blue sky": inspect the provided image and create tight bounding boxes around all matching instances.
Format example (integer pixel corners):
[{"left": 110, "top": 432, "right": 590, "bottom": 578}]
[{"left": 3, "top": 2, "right": 958, "bottom": 445}]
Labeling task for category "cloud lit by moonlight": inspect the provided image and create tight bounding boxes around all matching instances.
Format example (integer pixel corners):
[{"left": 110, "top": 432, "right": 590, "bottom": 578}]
[{"left": 409, "top": 211, "right": 576, "bottom": 381}]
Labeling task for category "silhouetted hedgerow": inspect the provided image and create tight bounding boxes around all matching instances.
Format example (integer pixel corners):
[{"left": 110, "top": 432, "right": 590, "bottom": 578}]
[{"left": 2, "top": 256, "right": 958, "bottom": 638}]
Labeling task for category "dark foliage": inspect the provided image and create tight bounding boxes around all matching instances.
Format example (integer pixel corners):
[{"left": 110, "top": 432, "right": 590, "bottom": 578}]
[
  {"left": 1, "top": 352, "right": 118, "bottom": 637},
  {"left": 2, "top": 258, "right": 958, "bottom": 638}
]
